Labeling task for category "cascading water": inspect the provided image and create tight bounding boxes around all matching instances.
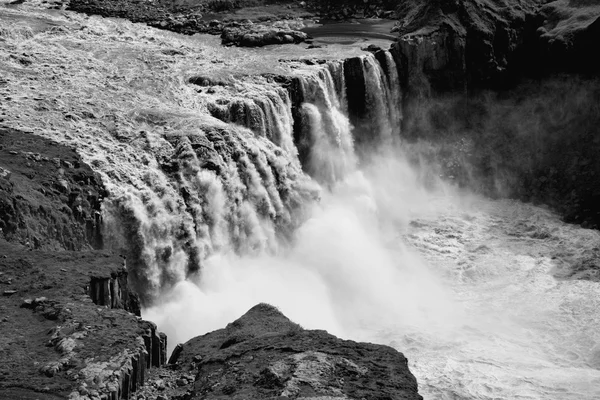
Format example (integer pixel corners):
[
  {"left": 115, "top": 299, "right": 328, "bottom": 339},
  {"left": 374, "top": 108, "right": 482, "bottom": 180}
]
[
  {"left": 295, "top": 60, "right": 356, "bottom": 183},
  {"left": 108, "top": 49, "right": 600, "bottom": 400}
]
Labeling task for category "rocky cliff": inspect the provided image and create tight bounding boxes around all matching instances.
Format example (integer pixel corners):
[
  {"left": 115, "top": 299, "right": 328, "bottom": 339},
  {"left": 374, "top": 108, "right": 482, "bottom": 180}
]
[
  {"left": 0, "top": 129, "right": 167, "bottom": 399},
  {"left": 140, "top": 304, "right": 422, "bottom": 400},
  {"left": 390, "top": 0, "right": 600, "bottom": 228},
  {"left": 391, "top": 0, "right": 600, "bottom": 95},
  {"left": 0, "top": 240, "right": 167, "bottom": 400}
]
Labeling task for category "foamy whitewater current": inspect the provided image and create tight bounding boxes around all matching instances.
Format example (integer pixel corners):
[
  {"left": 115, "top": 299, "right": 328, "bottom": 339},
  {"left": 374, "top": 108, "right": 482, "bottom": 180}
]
[{"left": 144, "top": 153, "right": 600, "bottom": 400}]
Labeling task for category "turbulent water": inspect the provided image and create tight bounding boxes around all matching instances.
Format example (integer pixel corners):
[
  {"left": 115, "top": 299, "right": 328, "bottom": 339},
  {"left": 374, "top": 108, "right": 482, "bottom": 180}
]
[{"left": 104, "top": 49, "right": 600, "bottom": 399}]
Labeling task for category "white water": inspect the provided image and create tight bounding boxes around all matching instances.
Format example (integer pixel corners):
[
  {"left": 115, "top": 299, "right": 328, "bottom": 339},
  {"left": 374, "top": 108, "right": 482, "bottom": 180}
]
[{"left": 136, "top": 52, "right": 600, "bottom": 399}]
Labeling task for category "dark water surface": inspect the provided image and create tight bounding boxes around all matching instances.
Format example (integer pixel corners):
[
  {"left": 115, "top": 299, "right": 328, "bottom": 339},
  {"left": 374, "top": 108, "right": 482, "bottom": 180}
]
[{"left": 302, "top": 18, "right": 397, "bottom": 45}]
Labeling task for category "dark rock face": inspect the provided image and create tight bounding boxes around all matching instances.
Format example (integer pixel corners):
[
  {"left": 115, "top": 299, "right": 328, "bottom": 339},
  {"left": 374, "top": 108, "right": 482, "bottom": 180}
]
[
  {"left": 89, "top": 269, "right": 141, "bottom": 316},
  {"left": 0, "top": 241, "right": 166, "bottom": 400},
  {"left": 391, "top": 0, "right": 599, "bottom": 98},
  {"left": 0, "top": 127, "right": 106, "bottom": 251},
  {"left": 392, "top": 0, "right": 600, "bottom": 230},
  {"left": 535, "top": 0, "right": 600, "bottom": 74},
  {"left": 170, "top": 304, "right": 422, "bottom": 400},
  {"left": 391, "top": 0, "right": 540, "bottom": 96},
  {"left": 391, "top": 0, "right": 600, "bottom": 95}
]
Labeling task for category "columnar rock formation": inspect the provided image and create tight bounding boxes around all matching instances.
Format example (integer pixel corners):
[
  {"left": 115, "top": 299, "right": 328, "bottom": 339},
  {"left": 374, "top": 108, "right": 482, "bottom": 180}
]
[{"left": 89, "top": 268, "right": 141, "bottom": 316}]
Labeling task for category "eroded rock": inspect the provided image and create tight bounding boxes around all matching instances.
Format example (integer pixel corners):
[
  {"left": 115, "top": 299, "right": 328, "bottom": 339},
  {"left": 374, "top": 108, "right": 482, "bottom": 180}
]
[{"left": 172, "top": 303, "right": 423, "bottom": 400}]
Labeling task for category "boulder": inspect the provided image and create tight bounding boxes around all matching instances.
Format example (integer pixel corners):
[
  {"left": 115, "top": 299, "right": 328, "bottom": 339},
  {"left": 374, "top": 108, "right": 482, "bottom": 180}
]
[{"left": 173, "top": 303, "right": 423, "bottom": 400}]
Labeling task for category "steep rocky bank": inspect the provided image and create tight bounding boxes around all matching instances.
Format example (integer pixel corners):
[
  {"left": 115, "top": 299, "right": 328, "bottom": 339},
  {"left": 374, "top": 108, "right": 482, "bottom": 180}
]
[
  {"left": 0, "top": 128, "right": 167, "bottom": 399},
  {"left": 0, "top": 239, "right": 167, "bottom": 400},
  {"left": 390, "top": 0, "right": 600, "bottom": 228}
]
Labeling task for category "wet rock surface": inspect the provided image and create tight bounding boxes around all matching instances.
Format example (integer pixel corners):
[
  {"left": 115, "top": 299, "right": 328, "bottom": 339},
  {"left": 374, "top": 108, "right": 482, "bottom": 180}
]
[
  {"left": 161, "top": 303, "right": 422, "bottom": 400},
  {"left": 220, "top": 20, "right": 308, "bottom": 47}
]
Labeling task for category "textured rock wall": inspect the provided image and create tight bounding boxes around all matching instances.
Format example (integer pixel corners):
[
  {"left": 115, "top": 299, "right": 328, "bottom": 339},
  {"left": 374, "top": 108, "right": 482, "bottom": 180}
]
[
  {"left": 0, "top": 128, "right": 106, "bottom": 251},
  {"left": 391, "top": 0, "right": 600, "bottom": 228},
  {"left": 0, "top": 242, "right": 167, "bottom": 400},
  {"left": 170, "top": 304, "right": 423, "bottom": 400},
  {"left": 89, "top": 267, "right": 141, "bottom": 316}
]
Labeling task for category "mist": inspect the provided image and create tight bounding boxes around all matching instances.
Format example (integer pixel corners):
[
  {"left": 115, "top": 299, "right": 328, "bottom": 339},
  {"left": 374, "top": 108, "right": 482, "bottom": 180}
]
[
  {"left": 140, "top": 69, "right": 600, "bottom": 400},
  {"left": 143, "top": 148, "right": 461, "bottom": 351},
  {"left": 401, "top": 76, "right": 600, "bottom": 228}
]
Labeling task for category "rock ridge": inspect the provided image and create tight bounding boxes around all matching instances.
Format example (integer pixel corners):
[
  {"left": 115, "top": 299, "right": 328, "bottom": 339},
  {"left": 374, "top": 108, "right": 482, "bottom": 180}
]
[{"left": 153, "top": 303, "right": 423, "bottom": 400}]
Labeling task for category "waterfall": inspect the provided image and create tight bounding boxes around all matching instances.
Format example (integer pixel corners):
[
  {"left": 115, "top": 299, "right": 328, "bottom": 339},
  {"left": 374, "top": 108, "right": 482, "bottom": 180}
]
[
  {"left": 103, "top": 121, "right": 317, "bottom": 303},
  {"left": 133, "top": 48, "right": 600, "bottom": 400},
  {"left": 295, "top": 60, "right": 356, "bottom": 184},
  {"left": 362, "top": 55, "right": 395, "bottom": 142},
  {"left": 343, "top": 51, "right": 402, "bottom": 149},
  {"left": 102, "top": 51, "right": 401, "bottom": 304},
  {"left": 382, "top": 51, "right": 403, "bottom": 136}
]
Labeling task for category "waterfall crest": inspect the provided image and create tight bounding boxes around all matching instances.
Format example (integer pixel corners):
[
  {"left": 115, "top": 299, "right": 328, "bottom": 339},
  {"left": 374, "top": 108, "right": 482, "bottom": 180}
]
[{"left": 102, "top": 51, "right": 402, "bottom": 303}]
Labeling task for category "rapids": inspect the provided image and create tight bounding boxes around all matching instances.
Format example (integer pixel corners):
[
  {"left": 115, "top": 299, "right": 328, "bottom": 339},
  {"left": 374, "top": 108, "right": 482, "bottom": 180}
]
[{"left": 382, "top": 193, "right": 600, "bottom": 400}]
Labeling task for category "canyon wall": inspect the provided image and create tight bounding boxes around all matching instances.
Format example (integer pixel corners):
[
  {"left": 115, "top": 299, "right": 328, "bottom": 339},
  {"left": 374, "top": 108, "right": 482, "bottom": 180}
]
[{"left": 391, "top": 0, "right": 600, "bottom": 228}]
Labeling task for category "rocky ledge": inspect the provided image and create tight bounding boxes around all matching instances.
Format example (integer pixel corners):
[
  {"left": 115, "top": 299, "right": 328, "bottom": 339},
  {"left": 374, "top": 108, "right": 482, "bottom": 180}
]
[
  {"left": 140, "top": 304, "right": 422, "bottom": 400},
  {"left": 0, "top": 129, "right": 167, "bottom": 399},
  {"left": 0, "top": 240, "right": 167, "bottom": 400}
]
